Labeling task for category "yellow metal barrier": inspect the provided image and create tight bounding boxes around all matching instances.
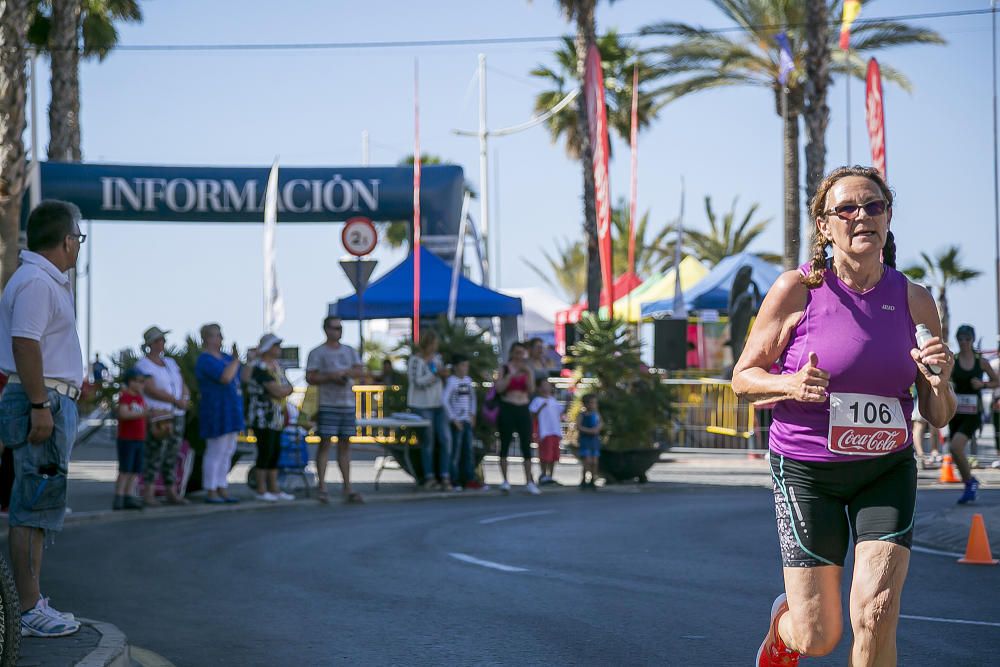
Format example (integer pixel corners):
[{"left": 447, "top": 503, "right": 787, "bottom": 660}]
[
  {"left": 242, "top": 384, "right": 416, "bottom": 446},
  {"left": 664, "top": 378, "right": 764, "bottom": 450}
]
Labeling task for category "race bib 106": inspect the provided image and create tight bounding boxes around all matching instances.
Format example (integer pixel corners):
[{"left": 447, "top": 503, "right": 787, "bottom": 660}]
[
  {"left": 955, "top": 394, "right": 979, "bottom": 415},
  {"left": 828, "top": 392, "right": 908, "bottom": 456}
]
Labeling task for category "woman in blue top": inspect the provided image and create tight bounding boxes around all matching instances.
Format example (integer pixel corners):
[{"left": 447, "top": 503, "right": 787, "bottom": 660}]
[{"left": 195, "top": 323, "right": 245, "bottom": 503}]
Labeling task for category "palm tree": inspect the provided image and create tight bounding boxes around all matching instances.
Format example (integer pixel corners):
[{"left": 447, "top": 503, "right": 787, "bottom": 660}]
[
  {"left": 680, "top": 196, "right": 780, "bottom": 267},
  {"left": 803, "top": 0, "right": 830, "bottom": 211},
  {"left": 609, "top": 198, "right": 674, "bottom": 277},
  {"left": 523, "top": 237, "right": 588, "bottom": 303},
  {"left": 901, "top": 246, "right": 982, "bottom": 342},
  {"left": 524, "top": 199, "right": 675, "bottom": 302},
  {"left": 555, "top": 0, "right": 601, "bottom": 312},
  {"left": 641, "top": 1, "right": 944, "bottom": 270},
  {"left": 531, "top": 32, "right": 658, "bottom": 158},
  {"left": 0, "top": 0, "right": 31, "bottom": 287},
  {"left": 28, "top": 0, "right": 142, "bottom": 161}
]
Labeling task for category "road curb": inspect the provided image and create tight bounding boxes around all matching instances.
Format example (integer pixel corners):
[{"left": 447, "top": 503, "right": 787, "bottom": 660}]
[{"left": 75, "top": 618, "right": 129, "bottom": 667}]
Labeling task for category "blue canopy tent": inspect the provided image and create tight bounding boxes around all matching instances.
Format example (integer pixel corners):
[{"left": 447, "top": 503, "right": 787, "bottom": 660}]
[
  {"left": 640, "top": 252, "right": 781, "bottom": 318},
  {"left": 331, "top": 247, "right": 522, "bottom": 319}
]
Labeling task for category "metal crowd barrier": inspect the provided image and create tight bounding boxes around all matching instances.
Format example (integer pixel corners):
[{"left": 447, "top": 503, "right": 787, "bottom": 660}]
[
  {"left": 664, "top": 378, "right": 769, "bottom": 452},
  {"left": 242, "top": 384, "right": 416, "bottom": 446}
]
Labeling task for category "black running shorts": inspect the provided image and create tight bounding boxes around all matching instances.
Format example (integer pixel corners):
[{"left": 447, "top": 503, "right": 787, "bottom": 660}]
[
  {"left": 948, "top": 414, "right": 981, "bottom": 440},
  {"left": 769, "top": 447, "right": 917, "bottom": 568}
]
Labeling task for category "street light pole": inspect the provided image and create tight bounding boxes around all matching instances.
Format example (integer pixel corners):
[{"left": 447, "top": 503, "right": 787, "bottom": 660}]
[{"left": 478, "top": 54, "right": 490, "bottom": 286}]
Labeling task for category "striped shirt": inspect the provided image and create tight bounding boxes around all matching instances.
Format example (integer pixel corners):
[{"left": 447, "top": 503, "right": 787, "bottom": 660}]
[{"left": 443, "top": 375, "right": 476, "bottom": 423}]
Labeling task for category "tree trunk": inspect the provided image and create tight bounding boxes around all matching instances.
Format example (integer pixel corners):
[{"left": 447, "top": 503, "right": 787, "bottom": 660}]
[
  {"left": 47, "top": 0, "right": 82, "bottom": 162},
  {"left": 781, "top": 89, "right": 803, "bottom": 271},
  {"left": 0, "top": 0, "right": 31, "bottom": 288},
  {"left": 803, "top": 0, "right": 830, "bottom": 213},
  {"left": 572, "top": 0, "right": 601, "bottom": 312},
  {"left": 937, "top": 287, "right": 949, "bottom": 343}
]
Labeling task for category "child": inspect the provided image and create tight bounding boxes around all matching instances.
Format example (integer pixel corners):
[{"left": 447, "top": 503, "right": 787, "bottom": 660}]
[
  {"left": 530, "top": 380, "right": 563, "bottom": 485},
  {"left": 443, "top": 355, "right": 486, "bottom": 490},
  {"left": 115, "top": 368, "right": 149, "bottom": 510},
  {"left": 576, "top": 393, "right": 602, "bottom": 490}
]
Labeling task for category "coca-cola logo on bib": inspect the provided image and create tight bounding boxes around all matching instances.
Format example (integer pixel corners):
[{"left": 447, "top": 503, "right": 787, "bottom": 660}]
[{"left": 831, "top": 427, "right": 906, "bottom": 454}]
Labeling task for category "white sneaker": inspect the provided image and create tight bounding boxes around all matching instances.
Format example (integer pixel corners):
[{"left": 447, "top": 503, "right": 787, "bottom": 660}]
[
  {"left": 21, "top": 602, "right": 79, "bottom": 638},
  {"left": 255, "top": 492, "right": 278, "bottom": 502},
  {"left": 39, "top": 596, "right": 75, "bottom": 622},
  {"left": 525, "top": 482, "right": 541, "bottom": 495},
  {"left": 499, "top": 481, "right": 511, "bottom": 493},
  {"left": 276, "top": 492, "right": 295, "bottom": 501}
]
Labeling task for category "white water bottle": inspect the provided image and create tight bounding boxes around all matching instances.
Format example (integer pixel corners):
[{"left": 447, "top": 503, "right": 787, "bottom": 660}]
[{"left": 914, "top": 324, "right": 941, "bottom": 375}]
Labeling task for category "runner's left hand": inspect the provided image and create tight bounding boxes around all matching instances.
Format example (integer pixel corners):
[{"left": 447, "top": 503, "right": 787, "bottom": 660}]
[{"left": 910, "top": 336, "right": 953, "bottom": 386}]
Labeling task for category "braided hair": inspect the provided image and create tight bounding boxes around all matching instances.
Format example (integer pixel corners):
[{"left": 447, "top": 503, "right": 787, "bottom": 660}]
[{"left": 802, "top": 166, "right": 895, "bottom": 289}]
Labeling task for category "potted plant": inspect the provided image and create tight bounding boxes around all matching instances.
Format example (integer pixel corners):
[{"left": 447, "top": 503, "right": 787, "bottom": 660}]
[{"left": 567, "top": 313, "right": 671, "bottom": 483}]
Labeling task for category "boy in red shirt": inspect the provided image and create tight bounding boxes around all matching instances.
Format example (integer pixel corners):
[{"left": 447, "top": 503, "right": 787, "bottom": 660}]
[{"left": 115, "top": 368, "right": 148, "bottom": 510}]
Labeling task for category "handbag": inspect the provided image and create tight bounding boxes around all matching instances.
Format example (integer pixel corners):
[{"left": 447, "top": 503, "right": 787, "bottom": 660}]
[{"left": 481, "top": 386, "right": 499, "bottom": 426}]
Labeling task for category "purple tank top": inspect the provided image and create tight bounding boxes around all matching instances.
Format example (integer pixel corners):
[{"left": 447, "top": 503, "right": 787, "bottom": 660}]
[{"left": 769, "top": 263, "right": 917, "bottom": 462}]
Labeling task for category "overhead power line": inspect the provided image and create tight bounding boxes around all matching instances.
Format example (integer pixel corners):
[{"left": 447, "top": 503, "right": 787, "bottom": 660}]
[{"left": 96, "top": 8, "right": 993, "bottom": 53}]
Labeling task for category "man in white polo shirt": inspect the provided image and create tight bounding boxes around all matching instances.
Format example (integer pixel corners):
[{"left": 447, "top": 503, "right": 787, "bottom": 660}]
[{"left": 0, "top": 200, "right": 84, "bottom": 638}]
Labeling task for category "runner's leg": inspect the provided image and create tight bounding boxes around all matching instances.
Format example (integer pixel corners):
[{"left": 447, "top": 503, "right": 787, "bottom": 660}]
[
  {"left": 950, "top": 432, "right": 972, "bottom": 482},
  {"left": 848, "top": 542, "right": 910, "bottom": 667},
  {"left": 779, "top": 566, "right": 843, "bottom": 656}
]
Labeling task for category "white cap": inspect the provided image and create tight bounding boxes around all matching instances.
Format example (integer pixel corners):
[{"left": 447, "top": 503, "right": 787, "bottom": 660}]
[{"left": 258, "top": 333, "right": 283, "bottom": 354}]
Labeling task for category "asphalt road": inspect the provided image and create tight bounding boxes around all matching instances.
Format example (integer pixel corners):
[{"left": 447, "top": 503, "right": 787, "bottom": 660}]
[{"left": 39, "top": 486, "right": 999, "bottom": 666}]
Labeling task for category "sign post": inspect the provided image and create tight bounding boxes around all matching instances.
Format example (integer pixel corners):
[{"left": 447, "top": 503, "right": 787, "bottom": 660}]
[{"left": 341, "top": 217, "right": 378, "bottom": 353}]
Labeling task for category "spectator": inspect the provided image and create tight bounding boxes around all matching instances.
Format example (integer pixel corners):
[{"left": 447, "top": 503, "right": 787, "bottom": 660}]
[
  {"left": 91, "top": 354, "right": 107, "bottom": 385},
  {"left": 0, "top": 200, "right": 85, "bottom": 637},
  {"left": 496, "top": 342, "right": 539, "bottom": 495},
  {"left": 135, "top": 326, "right": 190, "bottom": 506},
  {"left": 530, "top": 379, "right": 564, "bottom": 485},
  {"left": 407, "top": 329, "right": 454, "bottom": 491},
  {"left": 114, "top": 368, "right": 148, "bottom": 511},
  {"left": 195, "top": 323, "right": 244, "bottom": 504},
  {"left": 443, "top": 354, "right": 485, "bottom": 490},
  {"left": 527, "top": 337, "right": 558, "bottom": 384},
  {"left": 576, "top": 393, "right": 603, "bottom": 490},
  {"left": 379, "top": 358, "right": 399, "bottom": 386},
  {"left": 306, "top": 316, "right": 365, "bottom": 504},
  {"left": 246, "top": 333, "right": 295, "bottom": 502}
]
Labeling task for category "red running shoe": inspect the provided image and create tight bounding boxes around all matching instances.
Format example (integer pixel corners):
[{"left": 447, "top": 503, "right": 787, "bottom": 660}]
[{"left": 756, "top": 594, "right": 800, "bottom": 666}]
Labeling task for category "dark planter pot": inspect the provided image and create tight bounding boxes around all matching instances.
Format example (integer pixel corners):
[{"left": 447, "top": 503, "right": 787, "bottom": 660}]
[
  {"left": 599, "top": 448, "right": 662, "bottom": 484},
  {"left": 385, "top": 443, "right": 488, "bottom": 483}
]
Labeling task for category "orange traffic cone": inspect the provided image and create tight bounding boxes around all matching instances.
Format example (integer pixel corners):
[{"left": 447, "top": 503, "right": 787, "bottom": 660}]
[
  {"left": 939, "top": 454, "right": 962, "bottom": 483},
  {"left": 958, "top": 513, "right": 999, "bottom": 565}
]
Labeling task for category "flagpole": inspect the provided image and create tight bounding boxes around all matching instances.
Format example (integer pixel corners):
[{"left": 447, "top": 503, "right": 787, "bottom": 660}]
[
  {"left": 993, "top": 0, "right": 999, "bottom": 353},
  {"left": 413, "top": 60, "right": 422, "bottom": 344}
]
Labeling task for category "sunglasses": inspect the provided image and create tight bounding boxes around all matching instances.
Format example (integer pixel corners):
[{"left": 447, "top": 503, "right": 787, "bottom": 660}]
[
  {"left": 326, "top": 325, "right": 343, "bottom": 331},
  {"left": 824, "top": 200, "right": 887, "bottom": 221},
  {"left": 67, "top": 233, "right": 87, "bottom": 244}
]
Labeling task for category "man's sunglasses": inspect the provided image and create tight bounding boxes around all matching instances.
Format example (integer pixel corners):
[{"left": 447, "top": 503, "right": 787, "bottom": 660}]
[
  {"left": 325, "top": 325, "right": 343, "bottom": 331},
  {"left": 824, "top": 200, "right": 887, "bottom": 221},
  {"left": 68, "top": 233, "right": 87, "bottom": 244}
]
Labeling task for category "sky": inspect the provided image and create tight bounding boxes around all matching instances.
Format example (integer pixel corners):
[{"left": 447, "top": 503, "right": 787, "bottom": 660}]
[{"left": 24, "top": 0, "right": 1000, "bottom": 367}]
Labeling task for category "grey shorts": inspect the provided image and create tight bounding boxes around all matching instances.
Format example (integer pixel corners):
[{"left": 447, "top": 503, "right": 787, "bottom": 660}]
[
  {"left": 0, "top": 384, "right": 77, "bottom": 534},
  {"left": 317, "top": 407, "right": 356, "bottom": 442}
]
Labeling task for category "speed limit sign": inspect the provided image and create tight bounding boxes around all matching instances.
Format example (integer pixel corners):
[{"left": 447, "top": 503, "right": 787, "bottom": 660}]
[{"left": 342, "top": 217, "right": 378, "bottom": 257}]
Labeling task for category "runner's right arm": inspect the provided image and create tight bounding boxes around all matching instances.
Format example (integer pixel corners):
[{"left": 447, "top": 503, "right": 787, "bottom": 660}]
[{"left": 732, "top": 271, "right": 829, "bottom": 405}]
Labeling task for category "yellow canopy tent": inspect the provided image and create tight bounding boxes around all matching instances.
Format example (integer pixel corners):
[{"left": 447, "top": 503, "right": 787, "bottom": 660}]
[{"left": 602, "top": 256, "right": 708, "bottom": 323}]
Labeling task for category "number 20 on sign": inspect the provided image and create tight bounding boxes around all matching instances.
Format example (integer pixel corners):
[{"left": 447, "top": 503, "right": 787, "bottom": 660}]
[{"left": 342, "top": 217, "right": 378, "bottom": 257}]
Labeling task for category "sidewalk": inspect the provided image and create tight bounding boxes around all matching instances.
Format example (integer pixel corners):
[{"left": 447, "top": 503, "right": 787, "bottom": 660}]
[{"left": 18, "top": 619, "right": 130, "bottom": 667}]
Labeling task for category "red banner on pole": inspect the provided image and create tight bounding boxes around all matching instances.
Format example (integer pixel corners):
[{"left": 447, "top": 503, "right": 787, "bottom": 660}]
[
  {"left": 865, "top": 58, "right": 887, "bottom": 178},
  {"left": 584, "top": 43, "right": 614, "bottom": 316},
  {"left": 413, "top": 61, "right": 422, "bottom": 343},
  {"left": 628, "top": 64, "right": 639, "bottom": 277}
]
